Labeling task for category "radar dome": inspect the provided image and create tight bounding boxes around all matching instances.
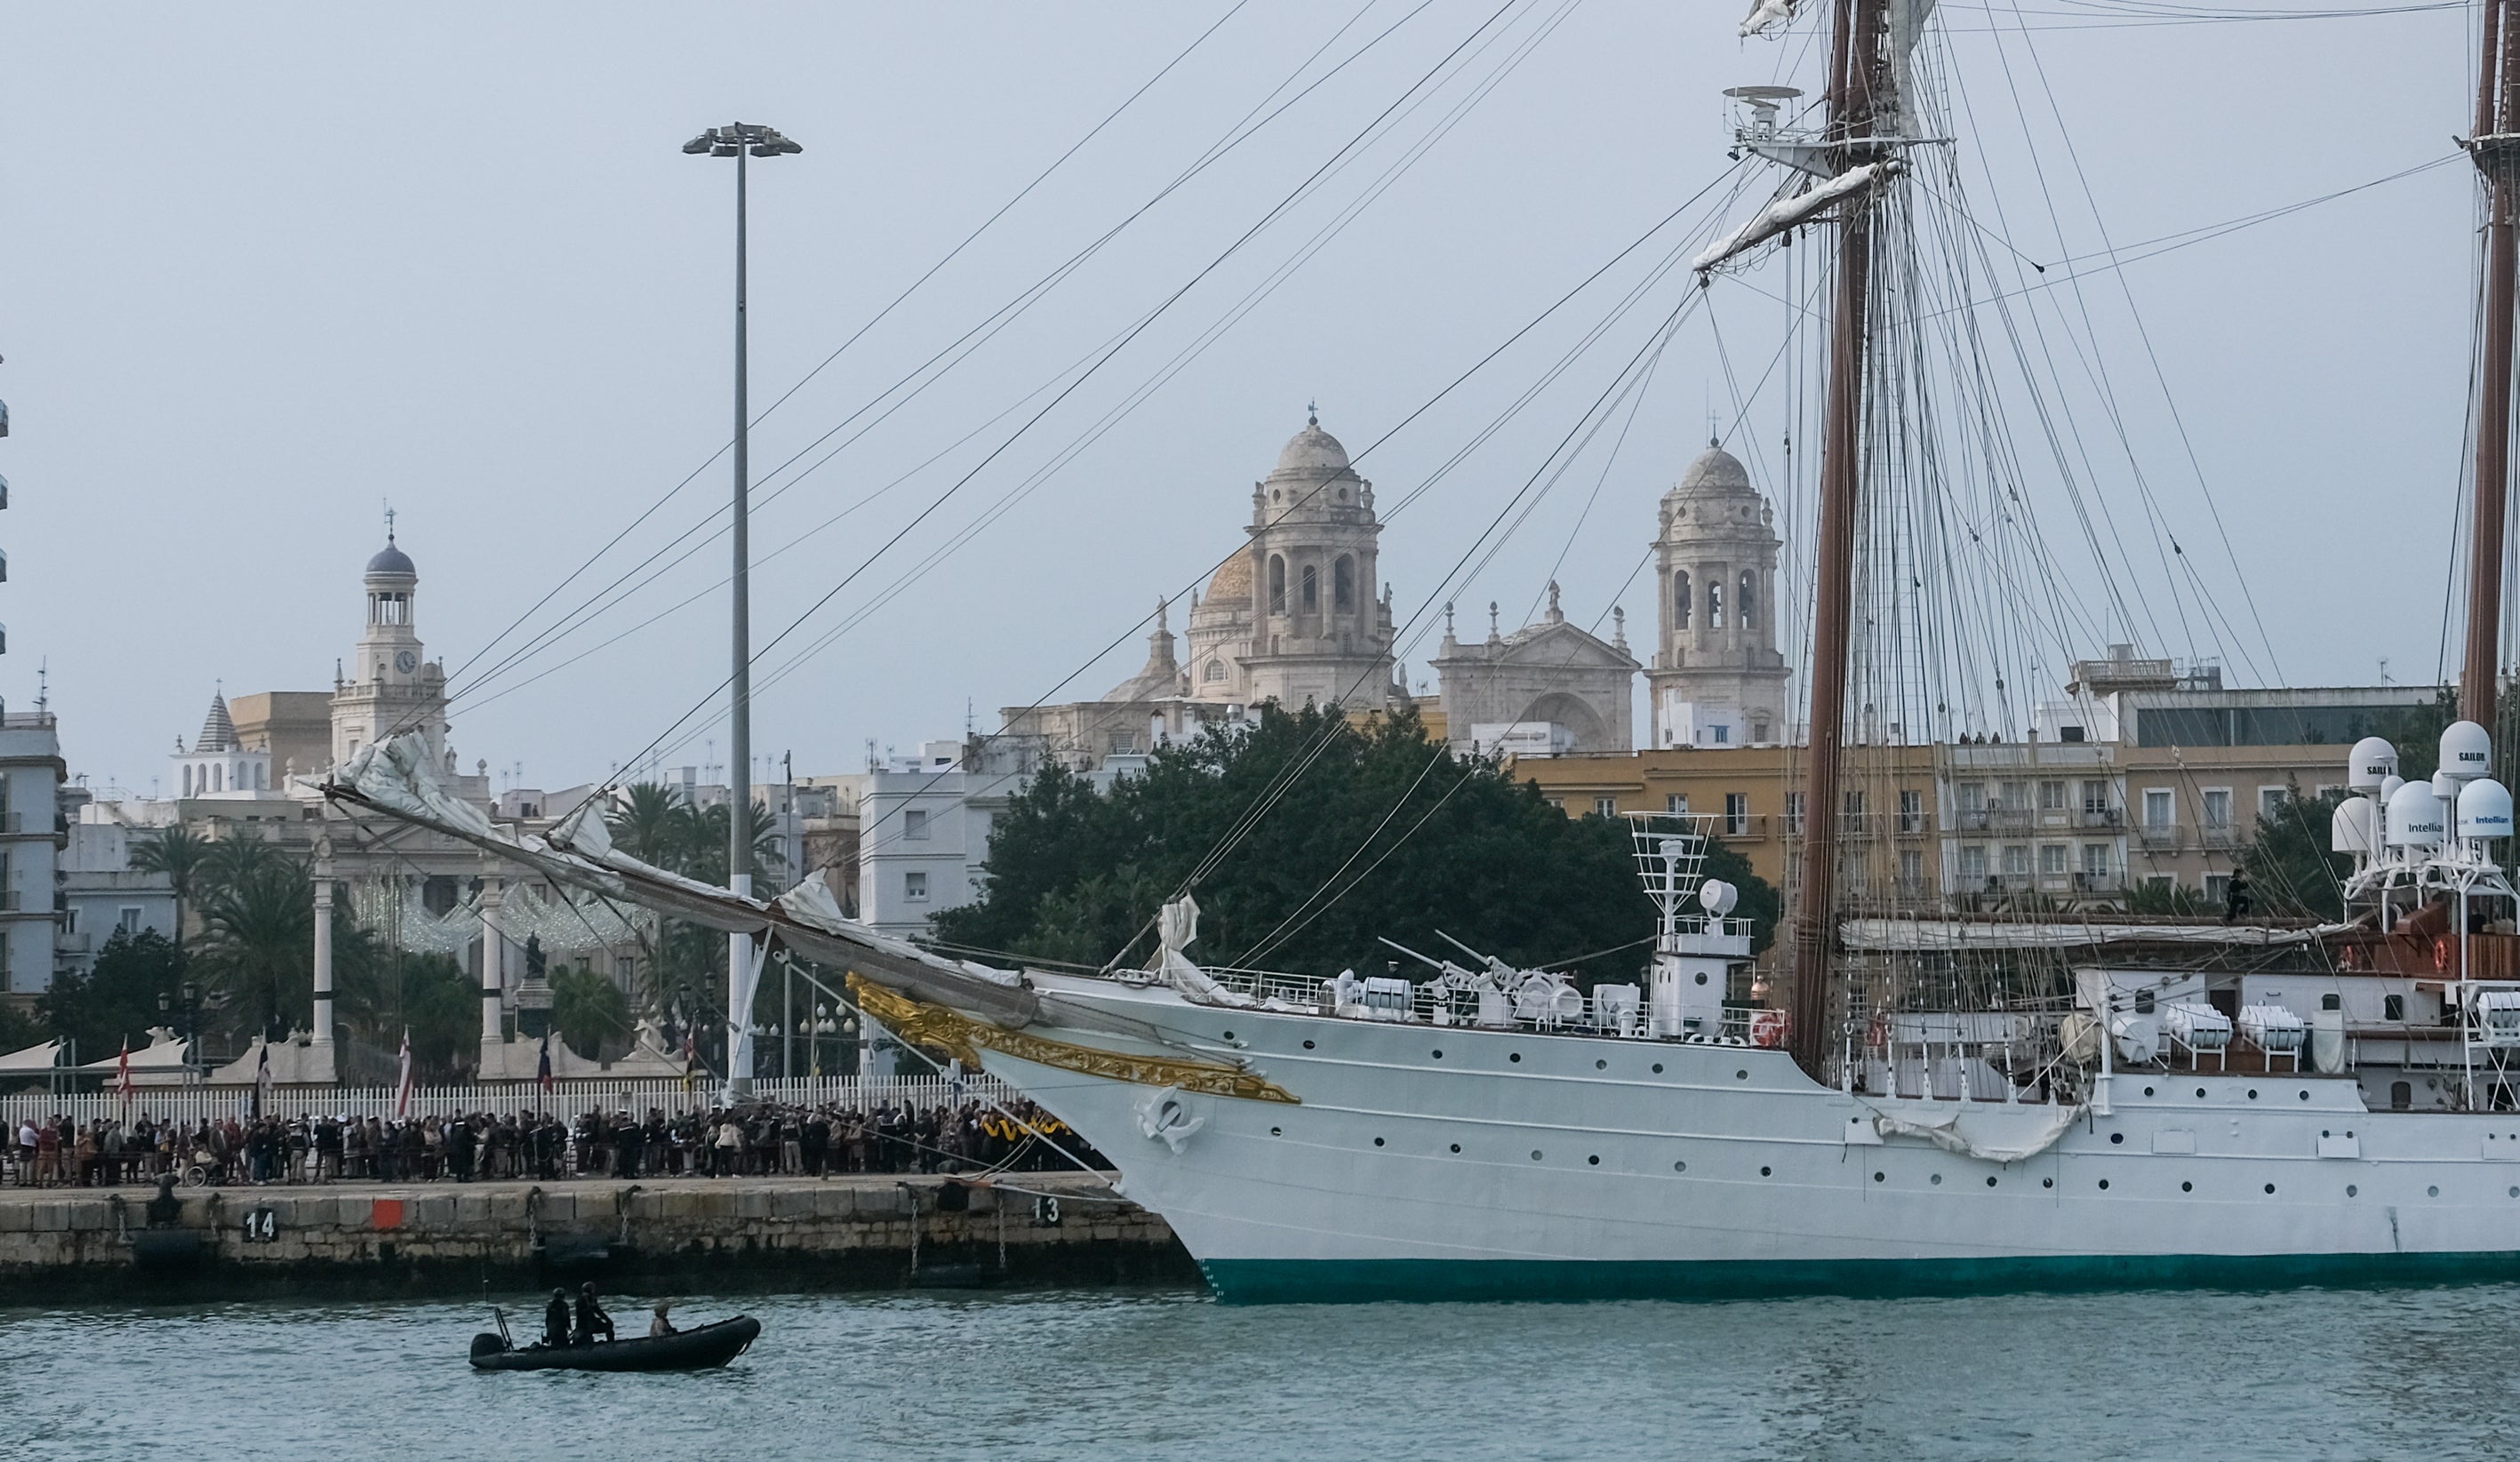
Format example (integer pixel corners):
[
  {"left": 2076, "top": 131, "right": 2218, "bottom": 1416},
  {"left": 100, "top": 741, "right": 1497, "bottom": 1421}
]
[
  {"left": 2442, "top": 720, "right": 2492, "bottom": 780},
  {"left": 2348, "top": 737, "right": 2397, "bottom": 790},
  {"left": 2386, "top": 779, "right": 2445, "bottom": 846},
  {"left": 2331, "top": 795, "right": 2378, "bottom": 855},
  {"left": 2380, "top": 774, "right": 2405, "bottom": 802},
  {"left": 2460, "top": 778, "right": 2515, "bottom": 841}
]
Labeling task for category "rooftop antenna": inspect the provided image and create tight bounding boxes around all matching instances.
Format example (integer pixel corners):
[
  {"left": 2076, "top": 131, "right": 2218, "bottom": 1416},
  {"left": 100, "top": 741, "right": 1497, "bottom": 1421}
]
[
  {"left": 2380, "top": 656, "right": 2392, "bottom": 686},
  {"left": 36, "top": 659, "right": 46, "bottom": 714}
]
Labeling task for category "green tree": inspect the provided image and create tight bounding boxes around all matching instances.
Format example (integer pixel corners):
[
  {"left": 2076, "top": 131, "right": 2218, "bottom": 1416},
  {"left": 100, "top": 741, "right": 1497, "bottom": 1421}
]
[
  {"left": 337, "top": 950, "right": 476, "bottom": 1083},
  {"left": 551, "top": 964, "right": 633, "bottom": 1062},
  {"left": 933, "top": 703, "right": 1777, "bottom": 986},
  {"left": 2240, "top": 785, "right": 2353, "bottom": 920},
  {"left": 190, "top": 851, "right": 315, "bottom": 1043},
  {"left": 607, "top": 782, "right": 692, "bottom": 867},
  {"left": 36, "top": 928, "right": 185, "bottom": 1059},
  {"left": 128, "top": 824, "right": 211, "bottom": 954}
]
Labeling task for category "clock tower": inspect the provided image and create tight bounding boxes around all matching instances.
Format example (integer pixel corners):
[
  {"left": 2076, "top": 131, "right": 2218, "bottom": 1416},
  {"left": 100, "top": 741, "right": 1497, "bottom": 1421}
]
[{"left": 330, "top": 519, "right": 452, "bottom": 772}]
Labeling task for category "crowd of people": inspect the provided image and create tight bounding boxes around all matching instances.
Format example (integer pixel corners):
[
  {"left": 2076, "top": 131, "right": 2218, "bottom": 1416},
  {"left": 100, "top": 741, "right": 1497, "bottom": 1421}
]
[{"left": 4, "top": 1097, "right": 1107, "bottom": 1189}]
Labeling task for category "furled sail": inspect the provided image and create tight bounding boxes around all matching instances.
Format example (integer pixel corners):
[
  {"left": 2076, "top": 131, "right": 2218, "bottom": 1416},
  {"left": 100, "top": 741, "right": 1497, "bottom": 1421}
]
[{"left": 1691, "top": 163, "right": 1897, "bottom": 276}]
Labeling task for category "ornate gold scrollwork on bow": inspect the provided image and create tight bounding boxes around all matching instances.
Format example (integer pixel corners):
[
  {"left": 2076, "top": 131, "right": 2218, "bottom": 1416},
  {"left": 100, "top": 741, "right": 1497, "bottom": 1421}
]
[{"left": 845, "top": 973, "right": 1300, "bottom": 1106}]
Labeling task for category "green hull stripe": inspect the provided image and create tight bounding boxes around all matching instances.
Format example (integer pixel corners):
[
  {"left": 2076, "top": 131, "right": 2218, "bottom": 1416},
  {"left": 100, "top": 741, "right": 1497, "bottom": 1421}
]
[{"left": 1198, "top": 1250, "right": 2520, "bottom": 1304}]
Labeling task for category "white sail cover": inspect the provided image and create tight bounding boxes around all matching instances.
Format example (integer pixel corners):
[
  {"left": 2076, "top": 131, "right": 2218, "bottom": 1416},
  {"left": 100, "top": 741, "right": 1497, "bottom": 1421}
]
[
  {"left": 1868, "top": 1099, "right": 2083, "bottom": 1164},
  {"left": 1839, "top": 918, "right": 2349, "bottom": 953},
  {"left": 1692, "top": 163, "right": 1897, "bottom": 276},
  {"left": 326, "top": 732, "right": 1180, "bottom": 1047}
]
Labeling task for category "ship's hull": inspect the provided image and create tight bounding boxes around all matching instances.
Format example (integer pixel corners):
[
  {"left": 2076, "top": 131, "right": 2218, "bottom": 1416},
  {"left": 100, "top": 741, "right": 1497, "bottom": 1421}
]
[{"left": 973, "top": 973, "right": 2520, "bottom": 1302}]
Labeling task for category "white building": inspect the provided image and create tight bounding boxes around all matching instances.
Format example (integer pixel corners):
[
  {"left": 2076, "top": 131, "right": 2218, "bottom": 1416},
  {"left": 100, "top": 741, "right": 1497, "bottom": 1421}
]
[
  {"left": 0, "top": 712, "right": 64, "bottom": 996},
  {"left": 56, "top": 816, "right": 179, "bottom": 979},
  {"left": 857, "top": 739, "right": 1036, "bottom": 938},
  {"left": 1647, "top": 443, "right": 1790, "bottom": 750}
]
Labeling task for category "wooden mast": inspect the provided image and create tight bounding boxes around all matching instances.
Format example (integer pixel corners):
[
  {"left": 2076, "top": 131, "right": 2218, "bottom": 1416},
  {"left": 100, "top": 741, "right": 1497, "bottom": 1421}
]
[
  {"left": 1788, "top": 0, "right": 1888, "bottom": 1077},
  {"left": 2466, "top": 0, "right": 2520, "bottom": 728}
]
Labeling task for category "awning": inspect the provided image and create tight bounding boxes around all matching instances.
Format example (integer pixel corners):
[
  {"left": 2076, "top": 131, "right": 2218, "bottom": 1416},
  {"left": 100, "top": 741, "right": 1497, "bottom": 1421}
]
[{"left": 0, "top": 1039, "right": 60, "bottom": 1074}]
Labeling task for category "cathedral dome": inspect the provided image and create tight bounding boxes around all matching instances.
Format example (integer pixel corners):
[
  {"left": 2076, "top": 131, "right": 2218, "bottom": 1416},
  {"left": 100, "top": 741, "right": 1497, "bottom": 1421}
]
[
  {"left": 366, "top": 537, "right": 416, "bottom": 577},
  {"left": 1204, "top": 553, "right": 1253, "bottom": 603},
  {"left": 1274, "top": 419, "right": 1352, "bottom": 476},
  {"left": 1674, "top": 443, "right": 1754, "bottom": 498}
]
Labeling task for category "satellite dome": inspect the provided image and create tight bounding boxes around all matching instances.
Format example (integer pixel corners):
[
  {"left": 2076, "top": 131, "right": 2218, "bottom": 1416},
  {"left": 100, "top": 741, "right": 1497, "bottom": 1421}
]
[
  {"left": 2348, "top": 737, "right": 2397, "bottom": 790},
  {"left": 2441, "top": 719, "right": 2492, "bottom": 779},
  {"left": 2331, "top": 795, "right": 2378, "bottom": 855},
  {"left": 365, "top": 537, "right": 416, "bottom": 577},
  {"left": 2460, "top": 778, "right": 2515, "bottom": 841},
  {"left": 2386, "top": 779, "right": 2445, "bottom": 846},
  {"left": 2380, "top": 774, "right": 2405, "bottom": 802}
]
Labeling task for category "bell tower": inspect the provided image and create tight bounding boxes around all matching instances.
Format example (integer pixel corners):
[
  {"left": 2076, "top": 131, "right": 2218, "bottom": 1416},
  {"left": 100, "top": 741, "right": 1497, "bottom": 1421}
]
[
  {"left": 330, "top": 512, "right": 451, "bottom": 771},
  {"left": 1649, "top": 443, "right": 1789, "bottom": 748}
]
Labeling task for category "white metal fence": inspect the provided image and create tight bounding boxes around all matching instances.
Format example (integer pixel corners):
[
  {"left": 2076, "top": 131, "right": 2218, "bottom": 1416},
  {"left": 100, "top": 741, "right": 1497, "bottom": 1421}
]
[{"left": 0, "top": 1075, "right": 1013, "bottom": 1128}]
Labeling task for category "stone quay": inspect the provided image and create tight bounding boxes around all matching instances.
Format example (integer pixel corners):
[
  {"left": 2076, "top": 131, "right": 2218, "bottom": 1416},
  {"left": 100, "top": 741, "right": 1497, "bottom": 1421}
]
[{"left": 0, "top": 1171, "right": 1193, "bottom": 1301}]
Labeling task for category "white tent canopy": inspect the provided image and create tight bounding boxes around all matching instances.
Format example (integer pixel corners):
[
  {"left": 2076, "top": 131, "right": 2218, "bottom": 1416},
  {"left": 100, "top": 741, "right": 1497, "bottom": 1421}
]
[
  {"left": 0, "top": 1039, "right": 61, "bottom": 1075},
  {"left": 72, "top": 1027, "right": 192, "bottom": 1075}
]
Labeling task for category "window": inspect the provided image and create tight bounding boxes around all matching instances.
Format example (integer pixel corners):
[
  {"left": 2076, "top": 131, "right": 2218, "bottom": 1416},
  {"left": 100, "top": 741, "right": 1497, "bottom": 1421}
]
[
  {"left": 1268, "top": 555, "right": 1286, "bottom": 613},
  {"left": 1334, "top": 556, "right": 1356, "bottom": 611},
  {"left": 2204, "top": 874, "right": 2232, "bottom": 905},
  {"left": 2082, "top": 779, "right": 2110, "bottom": 815},
  {"left": 2202, "top": 789, "right": 2232, "bottom": 830},
  {"left": 2002, "top": 844, "right": 2029, "bottom": 877},
  {"left": 2384, "top": 993, "right": 2406, "bottom": 1022},
  {"left": 62, "top": 908, "right": 78, "bottom": 937},
  {"left": 1957, "top": 782, "right": 1987, "bottom": 813},
  {"left": 1666, "top": 794, "right": 1689, "bottom": 814},
  {"left": 1738, "top": 572, "right": 1756, "bottom": 631},
  {"left": 117, "top": 906, "right": 142, "bottom": 935},
  {"left": 617, "top": 955, "right": 636, "bottom": 985},
  {"left": 1594, "top": 796, "right": 1619, "bottom": 818},
  {"left": 1752, "top": 720, "right": 1771, "bottom": 744},
  {"left": 2144, "top": 789, "right": 2173, "bottom": 829},
  {"left": 2041, "top": 843, "right": 2068, "bottom": 875},
  {"left": 1544, "top": 796, "right": 1564, "bottom": 810},
  {"left": 904, "top": 871, "right": 930, "bottom": 902},
  {"left": 1898, "top": 848, "right": 1924, "bottom": 888},
  {"left": 1300, "top": 563, "right": 1319, "bottom": 611},
  {"left": 1709, "top": 724, "right": 1730, "bottom": 745},
  {"left": 1708, "top": 580, "right": 1725, "bottom": 628},
  {"left": 1204, "top": 659, "right": 1226, "bottom": 683},
  {"left": 2260, "top": 787, "right": 2288, "bottom": 823},
  {"left": 1959, "top": 846, "right": 1989, "bottom": 882},
  {"left": 2085, "top": 845, "right": 2113, "bottom": 878},
  {"left": 2390, "top": 1081, "right": 2412, "bottom": 1112},
  {"left": 1725, "top": 793, "right": 1750, "bottom": 836},
  {"left": 903, "top": 809, "right": 930, "bottom": 841},
  {"left": 2039, "top": 780, "right": 2066, "bottom": 812},
  {"left": 1999, "top": 781, "right": 2028, "bottom": 812},
  {"left": 1785, "top": 792, "right": 1805, "bottom": 835},
  {"left": 1674, "top": 571, "right": 1691, "bottom": 629},
  {"left": 1899, "top": 788, "right": 1924, "bottom": 833}
]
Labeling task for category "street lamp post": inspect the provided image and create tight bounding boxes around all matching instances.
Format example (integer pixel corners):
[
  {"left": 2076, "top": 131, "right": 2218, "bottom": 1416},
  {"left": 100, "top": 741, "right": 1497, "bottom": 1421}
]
[{"left": 684, "top": 121, "right": 802, "bottom": 1102}]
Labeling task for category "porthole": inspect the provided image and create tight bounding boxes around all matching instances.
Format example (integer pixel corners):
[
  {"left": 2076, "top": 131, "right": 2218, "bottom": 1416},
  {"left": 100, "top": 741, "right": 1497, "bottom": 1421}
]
[
  {"left": 1873, "top": 1171, "right": 1886, "bottom": 1183},
  {"left": 2322, "top": 1130, "right": 2332, "bottom": 1138},
  {"left": 1222, "top": 1031, "right": 1235, "bottom": 1042},
  {"left": 2428, "top": 1185, "right": 2441, "bottom": 1198},
  {"left": 1510, "top": 1052, "right": 1523, "bottom": 1064},
  {"left": 2509, "top": 1186, "right": 2517, "bottom": 1198},
  {"left": 1432, "top": 1050, "right": 1444, "bottom": 1060},
  {"left": 1985, "top": 1176, "right": 1997, "bottom": 1187},
  {"left": 1531, "top": 1150, "right": 1544, "bottom": 1162},
  {"left": 2299, "top": 1091, "right": 2310, "bottom": 1102},
  {"left": 1929, "top": 1173, "right": 1942, "bottom": 1186},
  {"left": 2267, "top": 1184, "right": 2279, "bottom": 1195},
  {"left": 1372, "top": 1138, "right": 1385, "bottom": 1147},
  {"left": 1303, "top": 1040, "right": 1316, "bottom": 1050},
  {"left": 1737, "top": 1069, "right": 1749, "bottom": 1081},
  {"left": 1269, "top": 1127, "right": 1283, "bottom": 1138},
  {"left": 2196, "top": 1088, "right": 2207, "bottom": 1098},
  {"left": 1449, "top": 1144, "right": 1461, "bottom": 1154},
  {"left": 1596, "top": 1059, "right": 1608, "bottom": 1071},
  {"left": 2247, "top": 1090, "right": 2259, "bottom": 1100},
  {"left": 2099, "top": 1179, "right": 2111, "bottom": 1190},
  {"left": 1762, "top": 1166, "right": 1775, "bottom": 1178},
  {"left": 2109, "top": 1132, "right": 2124, "bottom": 1146},
  {"left": 1652, "top": 1063, "right": 1665, "bottom": 1075},
  {"left": 1588, "top": 1154, "right": 1601, "bottom": 1166},
  {"left": 2042, "top": 1178, "right": 2054, "bottom": 1188},
  {"left": 1674, "top": 1160, "right": 1687, "bottom": 1172},
  {"left": 2347, "top": 1185, "right": 2358, "bottom": 1196},
  {"left": 2144, "top": 1086, "right": 2156, "bottom": 1097},
  {"left": 2181, "top": 1181, "right": 2193, "bottom": 1193}
]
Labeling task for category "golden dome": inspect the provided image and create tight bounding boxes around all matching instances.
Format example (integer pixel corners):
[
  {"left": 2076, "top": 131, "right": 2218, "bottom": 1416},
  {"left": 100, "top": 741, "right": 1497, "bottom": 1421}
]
[{"left": 1204, "top": 552, "right": 1253, "bottom": 603}]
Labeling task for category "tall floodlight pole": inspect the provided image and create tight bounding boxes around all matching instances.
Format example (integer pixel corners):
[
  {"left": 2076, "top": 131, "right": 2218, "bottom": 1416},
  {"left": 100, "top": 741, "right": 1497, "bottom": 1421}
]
[{"left": 685, "top": 121, "right": 802, "bottom": 1099}]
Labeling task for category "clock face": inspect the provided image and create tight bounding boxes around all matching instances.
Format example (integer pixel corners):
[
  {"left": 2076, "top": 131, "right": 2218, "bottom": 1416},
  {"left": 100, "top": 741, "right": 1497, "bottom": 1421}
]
[{"left": 394, "top": 650, "right": 418, "bottom": 675}]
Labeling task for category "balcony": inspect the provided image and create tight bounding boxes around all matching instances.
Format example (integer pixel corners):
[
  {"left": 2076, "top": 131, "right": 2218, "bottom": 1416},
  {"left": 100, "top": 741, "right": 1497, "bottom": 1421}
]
[
  {"left": 2073, "top": 870, "right": 2119, "bottom": 891},
  {"left": 1718, "top": 814, "right": 1771, "bottom": 841},
  {"left": 1952, "top": 809, "right": 1993, "bottom": 833},
  {"left": 2079, "top": 807, "right": 2124, "bottom": 829},
  {"left": 1839, "top": 813, "right": 1881, "bottom": 839},
  {"left": 2134, "top": 824, "right": 2183, "bottom": 851},
  {"left": 1896, "top": 812, "right": 1934, "bottom": 836},
  {"left": 2199, "top": 823, "right": 2240, "bottom": 851}
]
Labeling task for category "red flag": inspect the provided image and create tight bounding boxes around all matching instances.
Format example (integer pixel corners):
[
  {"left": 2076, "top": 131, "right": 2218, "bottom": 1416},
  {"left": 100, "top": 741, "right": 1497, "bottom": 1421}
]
[
  {"left": 115, "top": 1038, "right": 132, "bottom": 1105},
  {"left": 393, "top": 1029, "right": 414, "bottom": 1119}
]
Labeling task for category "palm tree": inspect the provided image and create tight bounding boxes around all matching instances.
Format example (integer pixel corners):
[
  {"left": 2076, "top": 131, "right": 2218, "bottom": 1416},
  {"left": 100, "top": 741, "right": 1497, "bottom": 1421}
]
[
  {"left": 190, "top": 855, "right": 314, "bottom": 1043},
  {"left": 128, "top": 823, "right": 211, "bottom": 954},
  {"left": 606, "top": 783, "right": 692, "bottom": 869},
  {"left": 551, "top": 965, "right": 632, "bottom": 1062}
]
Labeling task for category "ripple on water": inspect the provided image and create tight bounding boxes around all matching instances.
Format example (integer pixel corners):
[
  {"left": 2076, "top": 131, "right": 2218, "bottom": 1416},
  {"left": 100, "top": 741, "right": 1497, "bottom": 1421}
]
[{"left": 4, "top": 1283, "right": 2519, "bottom": 1461}]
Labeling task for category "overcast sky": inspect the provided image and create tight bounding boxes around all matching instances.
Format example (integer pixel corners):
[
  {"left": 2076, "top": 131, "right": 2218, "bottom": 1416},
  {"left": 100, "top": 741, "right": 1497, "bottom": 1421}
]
[{"left": 0, "top": 1, "right": 2484, "bottom": 795}]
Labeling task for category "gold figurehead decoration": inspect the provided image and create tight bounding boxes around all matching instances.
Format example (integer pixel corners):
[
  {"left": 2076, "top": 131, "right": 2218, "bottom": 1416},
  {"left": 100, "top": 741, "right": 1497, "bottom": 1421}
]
[{"left": 845, "top": 973, "right": 1299, "bottom": 1106}]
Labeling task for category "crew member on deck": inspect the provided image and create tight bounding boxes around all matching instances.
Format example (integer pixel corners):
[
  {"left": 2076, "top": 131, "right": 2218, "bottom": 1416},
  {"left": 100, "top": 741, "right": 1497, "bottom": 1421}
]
[
  {"left": 573, "top": 1282, "right": 614, "bottom": 1345},
  {"left": 543, "top": 1289, "right": 572, "bottom": 1347}
]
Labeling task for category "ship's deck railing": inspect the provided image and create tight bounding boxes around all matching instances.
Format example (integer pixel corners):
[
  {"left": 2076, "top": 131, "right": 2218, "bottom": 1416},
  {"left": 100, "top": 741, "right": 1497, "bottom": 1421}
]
[{"left": 1194, "top": 964, "right": 1771, "bottom": 1045}]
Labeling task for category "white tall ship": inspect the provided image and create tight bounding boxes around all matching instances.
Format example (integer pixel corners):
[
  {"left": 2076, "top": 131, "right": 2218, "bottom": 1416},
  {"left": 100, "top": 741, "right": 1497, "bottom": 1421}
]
[{"left": 339, "top": 0, "right": 2520, "bottom": 1299}]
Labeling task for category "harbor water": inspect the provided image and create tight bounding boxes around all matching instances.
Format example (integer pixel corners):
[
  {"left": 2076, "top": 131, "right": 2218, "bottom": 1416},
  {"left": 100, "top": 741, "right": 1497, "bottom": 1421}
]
[{"left": 5, "top": 1282, "right": 2516, "bottom": 1460}]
